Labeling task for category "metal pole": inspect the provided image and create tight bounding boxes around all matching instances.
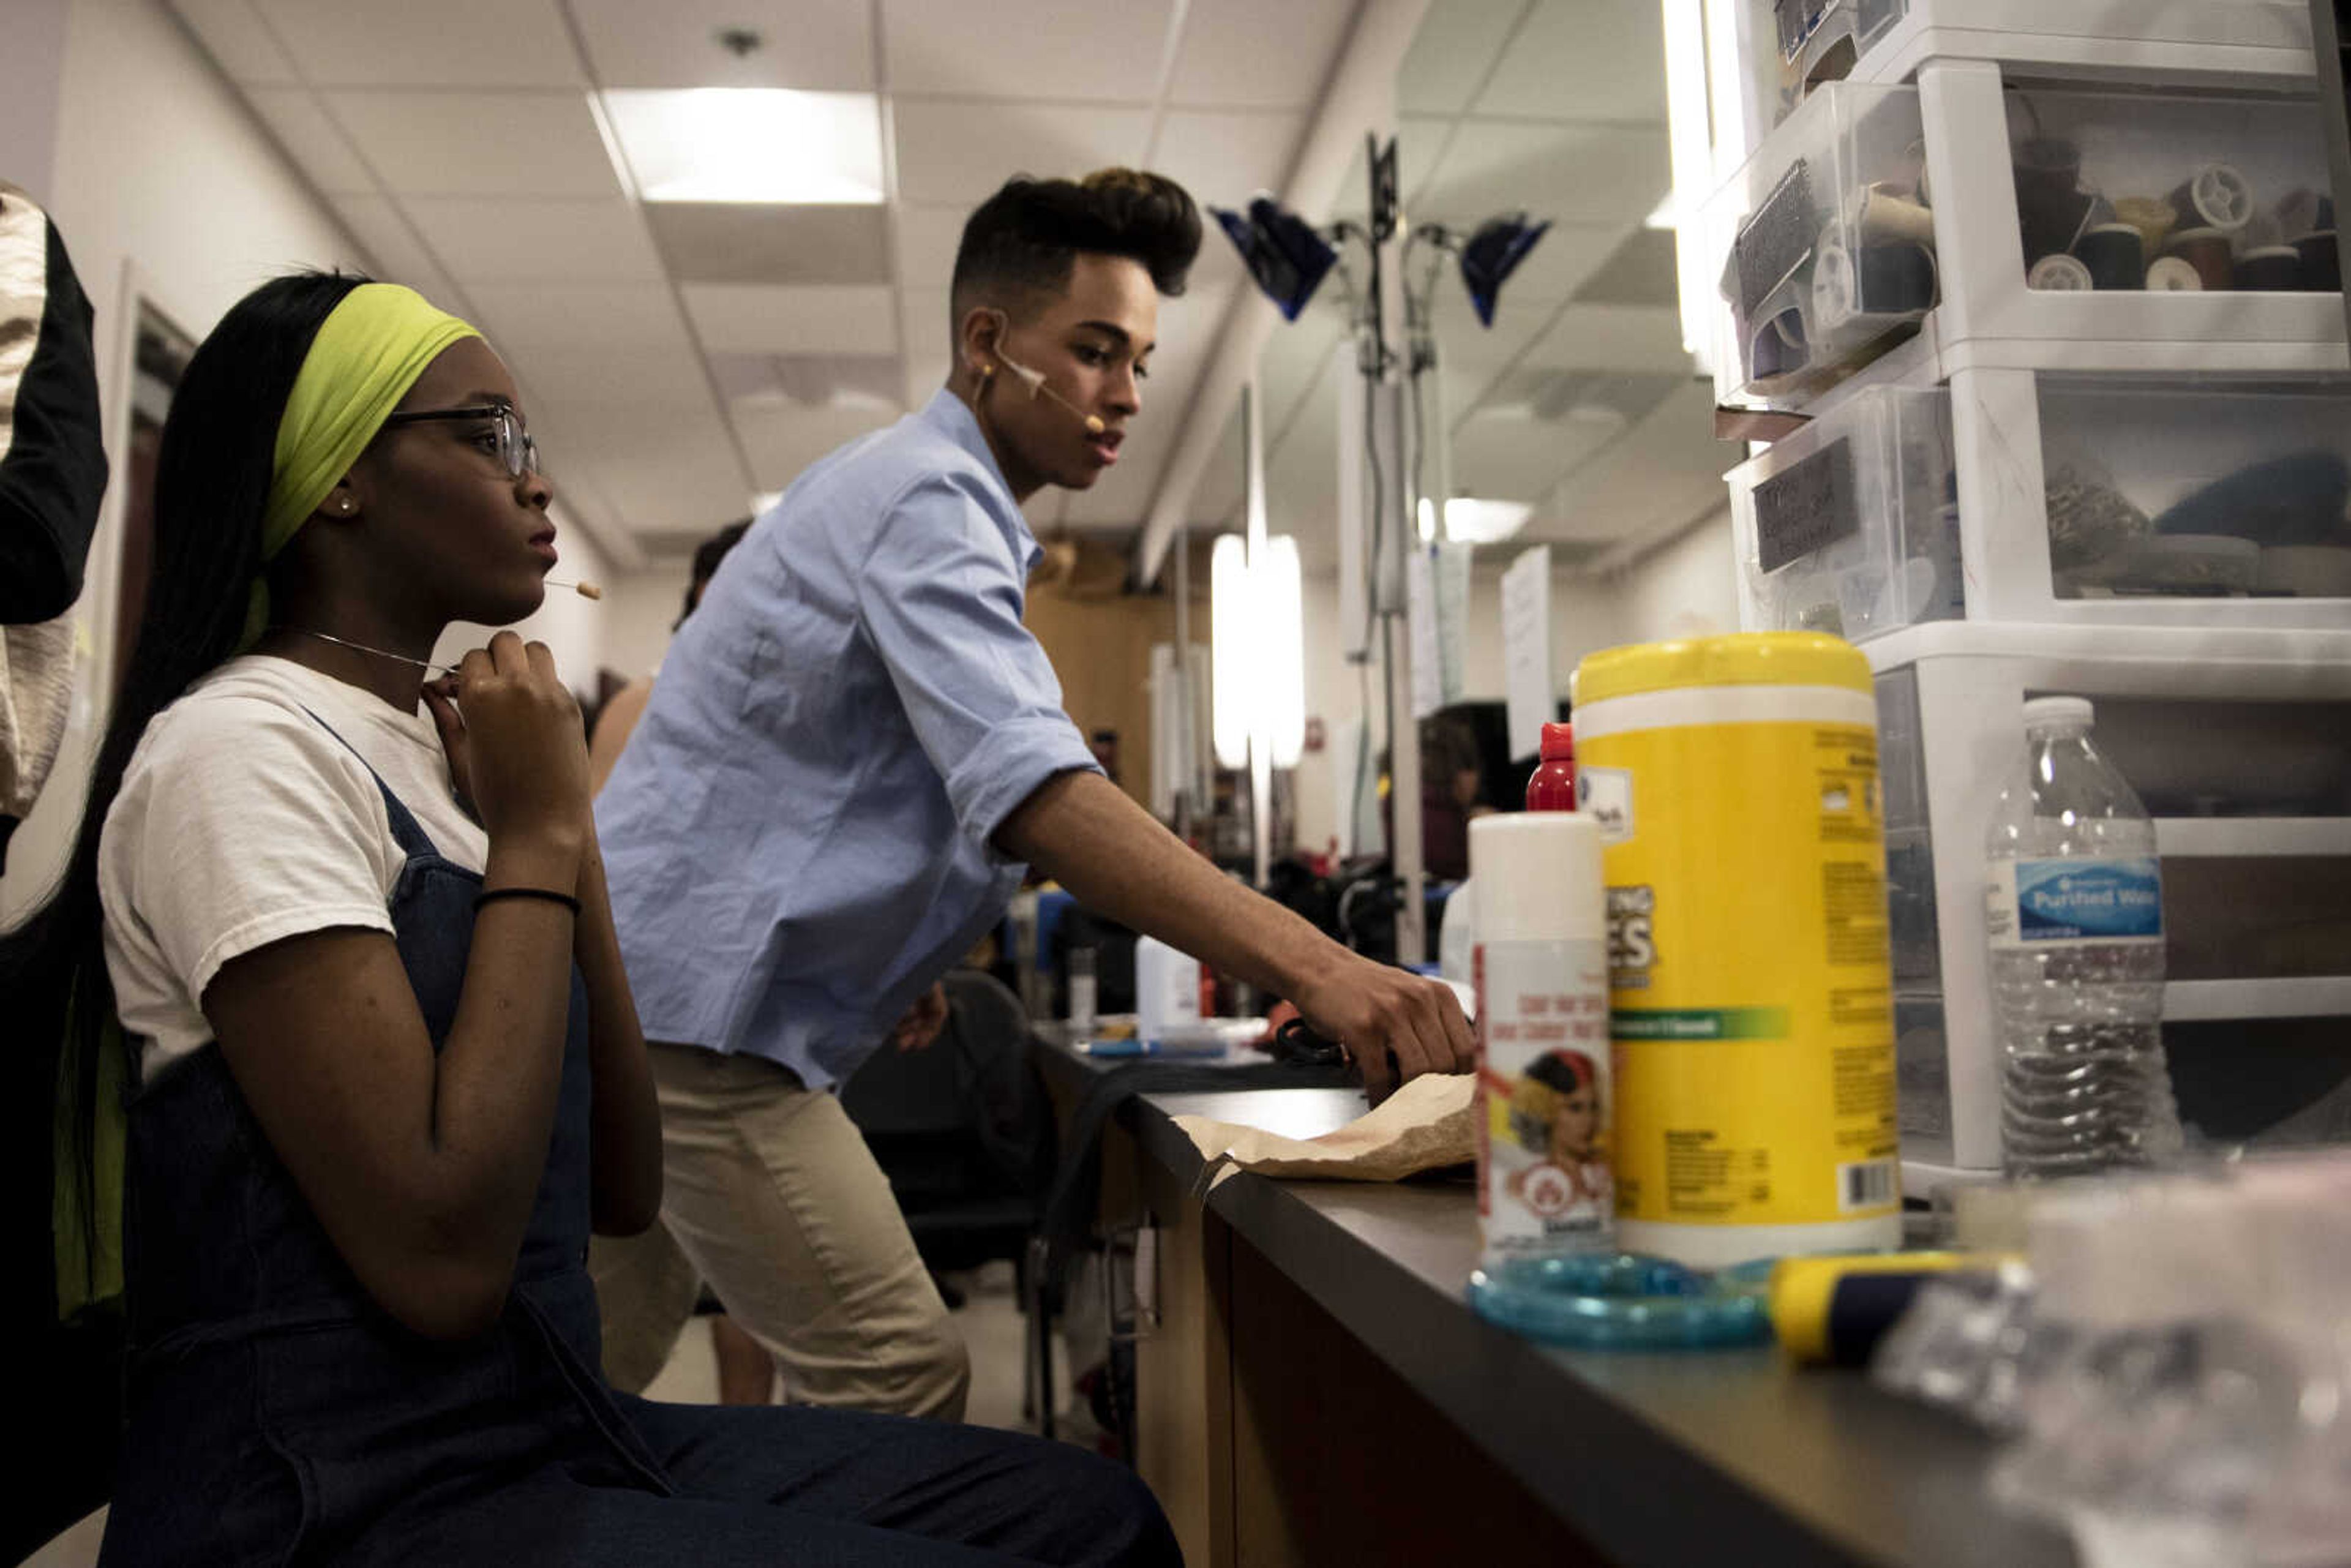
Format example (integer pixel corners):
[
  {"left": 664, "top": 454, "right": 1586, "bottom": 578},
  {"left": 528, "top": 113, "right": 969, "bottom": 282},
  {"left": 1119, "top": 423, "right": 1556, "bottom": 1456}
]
[
  {"left": 1361, "top": 139, "right": 1426, "bottom": 965},
  {"left": 1244, "top": 380, "right": 1272, "bottom": 889},
  {"left": 1170, "top": 521, "right": 1193, "bottom": 844}
]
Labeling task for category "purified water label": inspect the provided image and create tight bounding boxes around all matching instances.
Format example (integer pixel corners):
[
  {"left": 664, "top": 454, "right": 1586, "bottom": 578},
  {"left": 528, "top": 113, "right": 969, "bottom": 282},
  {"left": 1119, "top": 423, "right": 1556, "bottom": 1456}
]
[{"left": 1987, "top": 857, "right": 2163, "bottom": 949}]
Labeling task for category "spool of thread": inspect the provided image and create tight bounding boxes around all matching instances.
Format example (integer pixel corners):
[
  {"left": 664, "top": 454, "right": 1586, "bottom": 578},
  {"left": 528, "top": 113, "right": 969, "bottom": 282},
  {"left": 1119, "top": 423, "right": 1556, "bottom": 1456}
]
[
  {"left": 2276, "top": 187, "right": 2336, "bottom": 241},
  {"left": 2111, "top": 195, "right": 2178, "bottom": 257},
  {"left": 2167, "top": 163, "right": 2254, "bottom": 233},
  {"left": 1856, "top": 181, "right": 1936, "bottom": 247},
  {"left": 2237, "top": 244, "right": 2303, "bottom": 291},
  {"left": 1749, "top": 307, "right": 1809, "bottom": 380},
  {"left": 2028, "top": 253, "right": 2094, "bottom": 291},
  {"left": 2013, "top": 137, "right": 2092, "bottom": 262},
  {"left": 1811, "top": 242, "right": 1858, "bottom": 332},
  {"left": 2074, "top": 223, "right": 2145, "bottom": 290},
  {"left": 1769, "top": 1253, "right": 2002, "bottom": 1368},
  {"left": 2144, "top": 255, "right": 2203, "bottom": 291},
  {"left": 1857, "top": 242, "right": 1937, "bottom": 313},
  {"left": 2294, "top": 230, "right": 2340, "bottom": 291},
  {"left": 2162, "top": 227, "right": 2237, "bottom": 291}
]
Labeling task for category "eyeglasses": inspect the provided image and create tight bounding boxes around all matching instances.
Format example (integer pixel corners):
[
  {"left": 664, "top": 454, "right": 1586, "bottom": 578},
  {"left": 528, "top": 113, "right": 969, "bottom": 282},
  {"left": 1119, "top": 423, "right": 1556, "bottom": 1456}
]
[{"left": 380, "top": 402, "right": 546, "bottom": 480}]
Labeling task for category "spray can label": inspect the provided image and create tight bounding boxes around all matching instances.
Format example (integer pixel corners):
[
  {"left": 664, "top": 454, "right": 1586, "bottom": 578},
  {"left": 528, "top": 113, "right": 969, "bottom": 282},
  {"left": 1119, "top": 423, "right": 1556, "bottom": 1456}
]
[
  {"left": 1476, "top": 937, "right": 1613, "bottom": 1255},
  {"left": 1589, "top": 716, "right": 1901, "bottom": 1228}
]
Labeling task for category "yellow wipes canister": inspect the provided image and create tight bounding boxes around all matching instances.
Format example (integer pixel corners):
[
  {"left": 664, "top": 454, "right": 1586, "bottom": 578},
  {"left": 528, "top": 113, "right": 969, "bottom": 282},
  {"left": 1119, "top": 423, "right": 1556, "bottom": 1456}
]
[{"left": 1572, "top": 632, "right": 1900, "bottom": 1267}]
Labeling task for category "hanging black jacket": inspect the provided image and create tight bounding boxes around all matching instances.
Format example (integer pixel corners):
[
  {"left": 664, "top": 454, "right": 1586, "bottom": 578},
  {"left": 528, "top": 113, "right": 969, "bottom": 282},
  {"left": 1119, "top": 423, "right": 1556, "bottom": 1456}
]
[{"left": 1, "top": 182, "right": 107, "bottom": 626}]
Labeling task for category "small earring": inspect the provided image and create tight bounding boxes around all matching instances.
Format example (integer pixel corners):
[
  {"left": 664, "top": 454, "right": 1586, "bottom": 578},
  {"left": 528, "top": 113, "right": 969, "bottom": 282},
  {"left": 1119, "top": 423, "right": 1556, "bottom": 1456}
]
[
  {"left": 980, "top": 362, "right": 995, "bottom": 378},
  {"left": 334, "top": 497, "right": 354, "bottom": 514}
]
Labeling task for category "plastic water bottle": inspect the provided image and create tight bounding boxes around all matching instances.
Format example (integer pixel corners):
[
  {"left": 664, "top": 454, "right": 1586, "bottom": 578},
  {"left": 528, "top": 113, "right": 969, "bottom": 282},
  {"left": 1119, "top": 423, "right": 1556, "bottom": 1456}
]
[{"left": 1983, "top": 697, "right": 2181, "bottom": 1179}]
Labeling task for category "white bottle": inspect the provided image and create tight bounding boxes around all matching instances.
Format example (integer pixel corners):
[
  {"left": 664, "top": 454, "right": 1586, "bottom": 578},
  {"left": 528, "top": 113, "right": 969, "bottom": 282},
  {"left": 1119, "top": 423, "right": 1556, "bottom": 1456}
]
[
  {"left": 1471, "top": 814, "right": 1612, "bottom": 1269},
  {"left": 1983, "top": 697, "right": 2180, "bottom": 1179},
  {"left": 1134, "top": 936, "right": 1201, "bottom": 1043}
]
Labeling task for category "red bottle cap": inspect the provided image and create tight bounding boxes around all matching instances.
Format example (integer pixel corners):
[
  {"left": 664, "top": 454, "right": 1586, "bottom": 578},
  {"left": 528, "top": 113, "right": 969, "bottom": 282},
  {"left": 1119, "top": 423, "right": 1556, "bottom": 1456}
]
[{"left": 1539, "top": 721, "right": 1574, "bottom": 761}]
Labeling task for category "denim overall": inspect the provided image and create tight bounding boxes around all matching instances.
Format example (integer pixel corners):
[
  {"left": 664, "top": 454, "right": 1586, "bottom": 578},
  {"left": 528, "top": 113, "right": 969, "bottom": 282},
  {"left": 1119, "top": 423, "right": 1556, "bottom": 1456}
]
[{"left": 97, "top": 739, "right": 1176, "bottom": 1567}]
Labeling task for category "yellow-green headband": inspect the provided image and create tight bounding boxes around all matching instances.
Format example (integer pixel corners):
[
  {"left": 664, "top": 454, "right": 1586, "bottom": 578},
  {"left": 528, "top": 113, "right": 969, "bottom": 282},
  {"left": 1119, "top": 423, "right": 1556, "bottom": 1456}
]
[{"left": 262, "top": 282, "right": 482, "bottom": 556}]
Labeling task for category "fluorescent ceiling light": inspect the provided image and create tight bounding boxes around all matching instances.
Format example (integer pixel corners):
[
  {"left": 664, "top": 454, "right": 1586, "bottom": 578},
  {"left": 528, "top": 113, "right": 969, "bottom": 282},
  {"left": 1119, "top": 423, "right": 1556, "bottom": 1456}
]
[
  {"left": 749, "top": 489, "right": 784, "bottom": 514},
  {"left": 1440, "top": 498, "right": 1534, "bottom": 544},
  {"left": 602, "top": 89, "right": 884, "bottom": 204}
]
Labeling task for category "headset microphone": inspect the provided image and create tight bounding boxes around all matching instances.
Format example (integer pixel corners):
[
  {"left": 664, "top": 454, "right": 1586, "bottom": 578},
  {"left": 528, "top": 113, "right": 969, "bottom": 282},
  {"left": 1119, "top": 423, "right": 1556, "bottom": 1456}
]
[
  {"left": 995, "top": 353, "right": 1106, "bottom": 435},
  {"left": 972, "top": 309, "right": 1106, "bottom": 434}
]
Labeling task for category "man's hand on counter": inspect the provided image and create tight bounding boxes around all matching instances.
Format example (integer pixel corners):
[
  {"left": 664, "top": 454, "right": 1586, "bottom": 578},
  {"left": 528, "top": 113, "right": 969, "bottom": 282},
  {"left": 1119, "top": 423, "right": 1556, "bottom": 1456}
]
[
  {"left": 996, "top": 768, "right": 1475, "bottom": 1098},
  {"left": 1292, "top": 951, "right": 1475, "bottom": 1101}
]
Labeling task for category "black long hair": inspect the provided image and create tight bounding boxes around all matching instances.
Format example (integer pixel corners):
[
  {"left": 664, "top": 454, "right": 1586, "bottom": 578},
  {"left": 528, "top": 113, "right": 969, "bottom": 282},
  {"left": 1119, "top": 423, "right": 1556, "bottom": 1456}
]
[{"left": 1, "top": 271, "right": 370, "bottom": 1324}]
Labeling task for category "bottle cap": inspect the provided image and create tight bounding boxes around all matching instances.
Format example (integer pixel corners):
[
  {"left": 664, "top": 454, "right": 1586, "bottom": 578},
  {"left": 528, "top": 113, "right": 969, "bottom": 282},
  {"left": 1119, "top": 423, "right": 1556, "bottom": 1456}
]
[
  {"left": 1538, "top": 721, "right": 1574, "bottom": 761},
  {"left": 2022, "top": 695, "right": 2093, "bottom": 732}
]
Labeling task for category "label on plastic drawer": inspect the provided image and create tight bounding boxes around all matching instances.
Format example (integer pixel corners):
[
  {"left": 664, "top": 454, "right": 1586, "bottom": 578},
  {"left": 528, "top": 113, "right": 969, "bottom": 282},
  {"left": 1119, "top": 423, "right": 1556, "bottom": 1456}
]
[
  {"left": 1754, "top": 438, "right": 1859, "bottom": 575},
  {"left": 1986, "top": 857, "right": 2164, "bottom": 948}
]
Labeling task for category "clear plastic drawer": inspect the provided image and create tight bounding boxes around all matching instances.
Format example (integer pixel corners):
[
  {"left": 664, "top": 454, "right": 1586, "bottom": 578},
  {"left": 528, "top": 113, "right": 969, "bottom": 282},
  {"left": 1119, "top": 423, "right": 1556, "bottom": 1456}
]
[
  {"left": 1709, "top": 82, "right": 1935, "bottom": 405},
  {"left": 1729, "top": 385, "right": 1957, "bottom": 642}
]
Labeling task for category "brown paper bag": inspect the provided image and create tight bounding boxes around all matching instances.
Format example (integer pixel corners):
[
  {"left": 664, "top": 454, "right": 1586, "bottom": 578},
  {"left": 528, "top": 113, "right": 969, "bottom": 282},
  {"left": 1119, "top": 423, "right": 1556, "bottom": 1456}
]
[{"left": 1173, "top": 1073, "right": 1475, "bottom": 1186}]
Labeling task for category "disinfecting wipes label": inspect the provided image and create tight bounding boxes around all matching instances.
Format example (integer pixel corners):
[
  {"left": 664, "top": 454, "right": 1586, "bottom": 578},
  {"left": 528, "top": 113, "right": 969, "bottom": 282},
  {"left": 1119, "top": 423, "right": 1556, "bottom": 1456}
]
[
  {"left": 1986, "top": 857, "right": 2164, "bottom": 950},
  {"left": 1477, "top": 937, "right": 1613, "bottom": 1256},
  {"left": 1586, "top": 715, "right": 1901, "bottom": 1230}
]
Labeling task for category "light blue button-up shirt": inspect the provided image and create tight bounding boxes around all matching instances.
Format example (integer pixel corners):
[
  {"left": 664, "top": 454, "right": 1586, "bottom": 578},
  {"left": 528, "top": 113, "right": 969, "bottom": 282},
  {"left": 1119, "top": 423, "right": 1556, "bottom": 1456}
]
[{"left": 596, "top": 390, "right": 1100, "bottom": 1089}]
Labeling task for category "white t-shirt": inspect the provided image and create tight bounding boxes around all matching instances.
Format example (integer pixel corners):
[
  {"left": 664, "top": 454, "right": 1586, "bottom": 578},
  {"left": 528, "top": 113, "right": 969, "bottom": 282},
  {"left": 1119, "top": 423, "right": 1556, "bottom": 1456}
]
[{"left": 99, "top": 656, "right": 489, "bottom": 1079}]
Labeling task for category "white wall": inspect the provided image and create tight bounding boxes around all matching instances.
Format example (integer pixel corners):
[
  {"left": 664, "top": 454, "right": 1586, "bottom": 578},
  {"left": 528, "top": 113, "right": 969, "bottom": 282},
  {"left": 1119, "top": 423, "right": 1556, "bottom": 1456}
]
[
  {"left": 1597, "top": 506, "right": 1741, "bottom": 646},
  {"left": 593, "top": 565, "right": 696, "bottom": 681},
  {"left": 1287, "top": 557, "right": 1624, "bottom": 855},
  {"left": 2, "top": 0, "right": 371, "bottom": 921},
  {"left": 0, "top": 0, "right": 69, "bottom": 203}
]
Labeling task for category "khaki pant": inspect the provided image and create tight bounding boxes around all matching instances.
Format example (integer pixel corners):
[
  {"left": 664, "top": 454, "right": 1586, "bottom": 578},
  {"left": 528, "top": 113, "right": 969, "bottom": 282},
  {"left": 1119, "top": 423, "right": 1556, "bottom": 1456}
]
[{"left": 590, "top": 1043, "right": 970, "bottom": 1420}]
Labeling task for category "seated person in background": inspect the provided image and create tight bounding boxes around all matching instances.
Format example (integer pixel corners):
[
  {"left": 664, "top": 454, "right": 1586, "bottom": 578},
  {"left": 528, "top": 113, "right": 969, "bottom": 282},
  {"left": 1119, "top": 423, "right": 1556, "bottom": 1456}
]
[
  {"left": 588, "top": 518, "right": 847, "bottom": 1407},
  {"left": 593, "top": 168, "right": 1474, "bottom": 1424},
  {"left": 585, "top": 519, "right": 745, "bottom": 793},
  {"left": 3, "top": 272, "right": 1173, "bottom": 1566}
]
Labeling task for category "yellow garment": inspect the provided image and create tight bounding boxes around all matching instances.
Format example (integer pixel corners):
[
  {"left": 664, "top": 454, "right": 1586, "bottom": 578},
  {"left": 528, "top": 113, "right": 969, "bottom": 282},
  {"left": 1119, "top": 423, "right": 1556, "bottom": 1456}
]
[{"left": 242, "top": 283, "right": 480, "bottom": 644}]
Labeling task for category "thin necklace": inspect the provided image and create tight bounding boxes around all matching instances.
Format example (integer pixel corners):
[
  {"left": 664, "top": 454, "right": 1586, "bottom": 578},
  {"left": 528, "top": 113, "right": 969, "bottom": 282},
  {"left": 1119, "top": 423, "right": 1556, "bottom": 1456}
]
[{"left": 272, "top": 625, "right": 454, "bottom": 678}]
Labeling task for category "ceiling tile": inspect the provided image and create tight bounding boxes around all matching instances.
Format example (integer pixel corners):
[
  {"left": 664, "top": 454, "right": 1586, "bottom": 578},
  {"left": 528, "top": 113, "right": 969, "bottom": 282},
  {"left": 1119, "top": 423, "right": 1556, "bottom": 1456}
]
[
  {"left": 729, "top": 401, "right": 904, "bottom": 492},
  {"left": 681, "top": 283, "right": 899, "bottom": 354},
  {"left": 518, "top": 340, "right": 718, "bottom": 415},
  {"left": 1165, "top": 0, "right": 1357, "bottom": 110},
  {"left": 898, "top": 288, "right": 953, "bottom": 394},
  {"left": 1148, "top": 111, "right": 1303, "bottom": 217},
  {"left": 403, "top": 196, "right": 667, "bottom": 282},
  {"left": 168, "top": 0, "right": 301, "bottom": 84},
  {"left": 710, "top": 353, "right": 903, "bottom": 410},
  {"left": 1397, "top": 0, "right": 1530, "bottom": 118},
  {"left": 1451, "top": 405, "right": 1618, "bottom": 503},
  {"left": 894, "top": 203, "right": 969, "bottom": 290},
  {"left": 1473, "top": 0, "right": 1667, "bottom": 125},
  {"left": 646, "top": 203, "right": 890, "bottom": 285},
  {"left": 244, "top": 87, "right": 376, "bottom": 195},
  {"left": 331, "top": 91, "right": 619, "bottom": 198},
  {"left": 571, "top": 429, "right": 751, "bottom": 536},
  {"left": 1521, "top": 304, "right": 1690, "bottom": 372},
  {"left": 570, "top": 0, "right": 876, "bottom": 91},
  {"left": 882, "top": 0, "right": 1173, "bottom": 99},
  {"left": 1415, "top": 120, "right": 1669, "bottom": 233},
  {"left": 891, "top": 99, "right": 1155, "bottom": 206},
  {"left": 462, "top": 283, "right": 695, "bottom": 356},
  {"left": 1533, "top": 381, "right": 1727, "bottom": 544},
  {"left": 904, "top": 353, "right": 952, "bottom": 412},
  {"left": 1570, "top": 228, "right": 1682, "bottom": 307},
  {"left": 332, "top": 195, "right": 469, "bottom": 307},
  {"left": 252, "top": 0, "right": 585, "bottom": 88}
]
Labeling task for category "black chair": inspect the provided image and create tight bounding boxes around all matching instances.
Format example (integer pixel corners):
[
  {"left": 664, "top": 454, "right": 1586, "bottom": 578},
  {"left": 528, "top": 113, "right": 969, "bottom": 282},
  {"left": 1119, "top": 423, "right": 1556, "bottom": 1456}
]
[{"left": 837, "top": 970, "right": 1056, "bottom": 1278}]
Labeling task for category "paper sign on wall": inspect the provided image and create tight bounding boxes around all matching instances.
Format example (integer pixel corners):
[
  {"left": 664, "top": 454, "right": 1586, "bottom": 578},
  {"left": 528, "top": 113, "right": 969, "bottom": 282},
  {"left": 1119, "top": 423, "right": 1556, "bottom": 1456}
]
[{"left": 1502, "top": 544, "right": 1554, "bottom": 761}]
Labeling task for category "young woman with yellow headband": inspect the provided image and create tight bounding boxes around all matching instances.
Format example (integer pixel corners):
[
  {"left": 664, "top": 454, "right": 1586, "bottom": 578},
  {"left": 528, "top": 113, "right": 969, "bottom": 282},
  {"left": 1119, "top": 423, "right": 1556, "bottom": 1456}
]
[{"left": 2, "top": 273, "right": 1173, "bottom": 1566}]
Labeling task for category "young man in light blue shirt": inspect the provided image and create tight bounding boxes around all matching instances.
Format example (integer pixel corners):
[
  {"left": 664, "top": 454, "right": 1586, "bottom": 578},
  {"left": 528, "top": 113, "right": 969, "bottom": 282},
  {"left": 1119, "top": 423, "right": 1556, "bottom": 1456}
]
[{"left": 593, "top": 169, "right": 1474, "bottom": 1419}]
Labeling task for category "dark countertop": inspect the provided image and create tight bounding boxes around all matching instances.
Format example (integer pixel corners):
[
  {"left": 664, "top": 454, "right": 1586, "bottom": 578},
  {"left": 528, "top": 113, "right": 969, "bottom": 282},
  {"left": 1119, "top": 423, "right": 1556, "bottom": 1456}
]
[{"left": 1121, "top": 1082, "right": 2078, "bottom": 1568}]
